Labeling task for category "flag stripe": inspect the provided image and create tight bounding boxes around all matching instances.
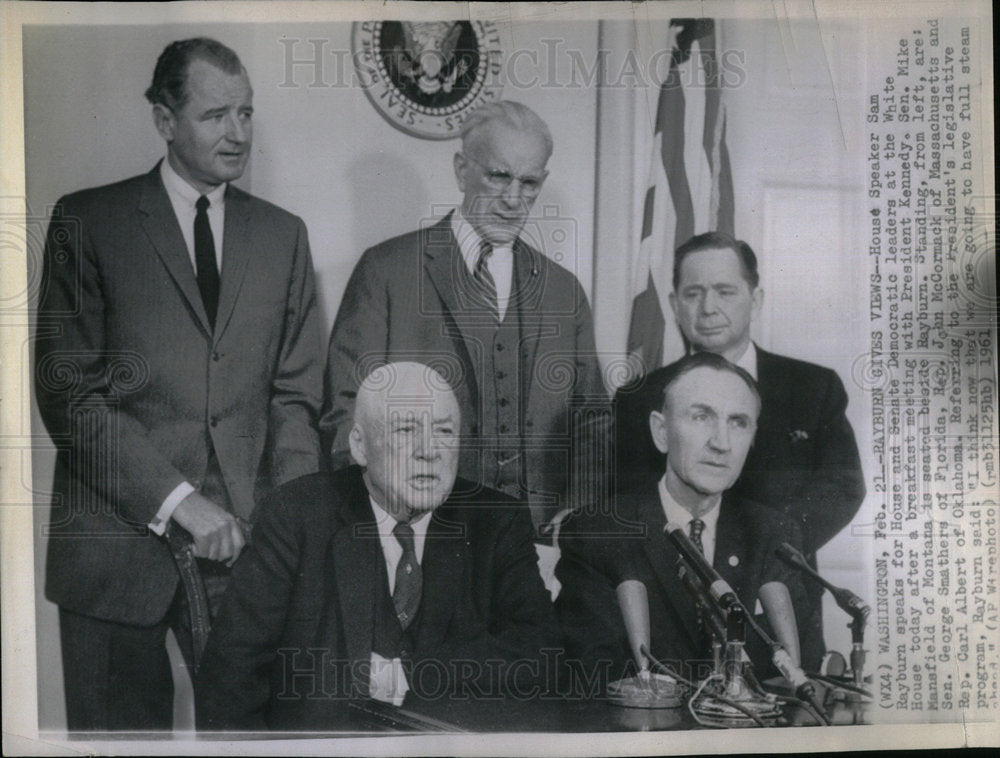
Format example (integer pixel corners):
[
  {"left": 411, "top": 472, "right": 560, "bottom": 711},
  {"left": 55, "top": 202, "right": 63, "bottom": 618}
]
[
  {"left": 716, "top": 116, "right": 735, "bottom": 233},
  {"left": 658, "top": 61, "right": 695, "bottom": 251},
  {"left": 640, "top": 185, "right": 656, "bottom": 241}
]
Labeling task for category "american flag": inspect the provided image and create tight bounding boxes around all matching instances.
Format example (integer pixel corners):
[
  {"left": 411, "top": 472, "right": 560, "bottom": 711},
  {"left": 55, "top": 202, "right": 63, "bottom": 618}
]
[{"left": 626, "top": 18, "right": 735, "bottom": 377}]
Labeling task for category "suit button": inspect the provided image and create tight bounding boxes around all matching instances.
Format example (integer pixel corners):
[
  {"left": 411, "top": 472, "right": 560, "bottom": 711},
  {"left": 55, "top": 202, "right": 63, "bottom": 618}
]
[
  {"left": 496, "top": 371, "right": 506, "bottom": 380},
  {"left": 500, "top": 424, "right": 508, "bottom": 433},
  {"left": 499, "top": 398, "right": 508, "bottom": 407},
  {"left": 210, "top": 417, "right": 219, "bottom": 428},
  {"left": 496, "top": 343, "right": 504, "bottom": 352},
  {"left": 212, "top": 351, "right": 220, "bottom": 362}
]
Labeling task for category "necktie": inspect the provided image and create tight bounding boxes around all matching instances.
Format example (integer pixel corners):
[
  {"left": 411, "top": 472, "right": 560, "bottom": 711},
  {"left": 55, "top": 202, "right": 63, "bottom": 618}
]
[
  {"left": 689, "top": 518, "right": 706, "bottom": 556},
  {"left": 194, "top": 195, "right": 220, "bottom": 329},
  {"left": 392, "top": 521, "right": 422, "bottom": 630},
  {"left": 473, "top": 239, "right": 499, "bottom": 322}
]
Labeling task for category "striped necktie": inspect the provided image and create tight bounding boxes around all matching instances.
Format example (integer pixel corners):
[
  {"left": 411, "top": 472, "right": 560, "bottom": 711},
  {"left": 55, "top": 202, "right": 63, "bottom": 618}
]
[
  {"left": 392, "top": 521, "right": 422, "bottom": 630},
  {"left": 689, "top": 518, "right": 706, "bottom": 556},
  {"left": 473, "top": 239, "right": 499, "bottom": 322}
]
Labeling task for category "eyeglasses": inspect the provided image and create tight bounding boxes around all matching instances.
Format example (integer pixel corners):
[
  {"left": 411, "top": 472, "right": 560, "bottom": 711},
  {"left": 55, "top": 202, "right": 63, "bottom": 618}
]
[{"left": 462, "top": 154, "right": 547, "bottom": 198}]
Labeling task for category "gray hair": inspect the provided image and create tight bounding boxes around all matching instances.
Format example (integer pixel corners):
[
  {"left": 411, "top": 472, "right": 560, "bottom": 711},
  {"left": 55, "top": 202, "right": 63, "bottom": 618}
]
[{"left": 460, "top": 101, "right": 553, "bottom": 158}]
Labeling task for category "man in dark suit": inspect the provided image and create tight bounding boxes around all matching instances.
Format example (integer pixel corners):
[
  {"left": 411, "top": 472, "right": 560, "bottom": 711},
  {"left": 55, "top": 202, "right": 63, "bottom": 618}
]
[
  {"left": 34, "top": 38, "right": 323, "bottom": 730},
  {"left": 196, "top": 362, "right": 560, "bottom": 731},
  {"left": 612, "top": 232, "right": 865, "bottom": 668},
  {"left": 321, "top": 101, "right": 608, "bottom": 534},
  {"left": 557, "top": 352, "right": 808, "bottom": 686}
]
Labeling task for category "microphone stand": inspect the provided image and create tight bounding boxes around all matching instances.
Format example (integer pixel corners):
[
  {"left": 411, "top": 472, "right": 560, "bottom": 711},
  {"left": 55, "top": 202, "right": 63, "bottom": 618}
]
[
  {"left": 674, "top": 559, "right": 783, "bottom": 726},
  {"left": 850, "top": 612, "right": 867, "bottom": 690},
  {"left": 777, "top": 542, "right": 871, "bottom": 691}
]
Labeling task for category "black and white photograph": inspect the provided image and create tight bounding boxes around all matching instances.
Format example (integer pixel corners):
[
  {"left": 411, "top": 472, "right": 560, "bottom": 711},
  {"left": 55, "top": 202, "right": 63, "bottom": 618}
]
[{"left": 1, "top": 1, "right": 996, "bottom": 754}]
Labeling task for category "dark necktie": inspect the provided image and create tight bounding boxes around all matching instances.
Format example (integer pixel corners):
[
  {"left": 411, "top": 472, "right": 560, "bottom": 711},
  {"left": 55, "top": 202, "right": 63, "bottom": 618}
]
[
  {"left": 392, "top": 521, "right": 422, "bottom": 630},
  {"left": 689, "top": 518, "right": 706, "bottom": 556},
  {"left": 473, "top": 239, "right": 499, "bottom": 322},
  {"left": 194, "top": 195, "right": 220, "bottom": 329}
]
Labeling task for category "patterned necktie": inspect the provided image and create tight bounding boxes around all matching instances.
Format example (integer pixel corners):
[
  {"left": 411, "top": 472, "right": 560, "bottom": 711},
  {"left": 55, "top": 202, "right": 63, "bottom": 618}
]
[
  {"left": 194, "top": 195, "right": 220, "bottom": 329},
  {"left": 689, "top": 518, "right": 706, "bottom": 556},
  {"left": 473, "top": 239, "right": 499, "bottom": 322},
  {"left": 392, "top": 521, "right": 422, "bottom": 630}
]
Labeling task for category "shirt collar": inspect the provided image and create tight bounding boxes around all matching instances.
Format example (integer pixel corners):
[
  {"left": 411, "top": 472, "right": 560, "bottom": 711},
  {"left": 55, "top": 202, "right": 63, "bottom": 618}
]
[
  {"left": 450, "top": 209, "right": 513, "bottom": 272},
  {"left": 657, "top": 474, "right": 722, "bottom": 535},
  {"left": 732, "top": 341, "right": 758, "bottom": 381},
  {"left": 160, "top": 158, "right": 226, "bottom": 209},
  {"left": 368, "top": 497, "right": 432, "bottom": 540}
]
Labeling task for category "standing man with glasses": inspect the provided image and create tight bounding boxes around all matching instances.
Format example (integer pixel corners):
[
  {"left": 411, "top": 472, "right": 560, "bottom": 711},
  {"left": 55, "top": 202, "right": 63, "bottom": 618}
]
[
  {"left": 35, "top": 38, "right": 323, "bottom": 730},
  {"left": 322, "top": 101, "right": 608, "bottom": 535}
]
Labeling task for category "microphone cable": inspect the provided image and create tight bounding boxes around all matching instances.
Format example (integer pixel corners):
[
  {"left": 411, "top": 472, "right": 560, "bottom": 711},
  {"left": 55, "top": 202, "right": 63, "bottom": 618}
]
[{"left": 641, "top": 644, "right": 768, "bottom": 728}]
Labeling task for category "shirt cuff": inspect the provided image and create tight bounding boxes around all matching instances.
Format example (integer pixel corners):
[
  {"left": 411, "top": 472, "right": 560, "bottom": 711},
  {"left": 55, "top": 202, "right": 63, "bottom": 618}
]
[{"left": 149, "top": 481, "right": 195, "bottom": 536}]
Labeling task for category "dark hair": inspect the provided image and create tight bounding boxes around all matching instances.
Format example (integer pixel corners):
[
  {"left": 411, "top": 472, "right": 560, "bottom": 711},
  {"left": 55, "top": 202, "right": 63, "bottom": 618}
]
[
  {"left": 672, "top": 231, "right": 760, "bottom": 291},
  {"left": 658, "top": 351, "right": 760, "bottom": 413},
  {"left": 144, "top": 38, "right": 243, "bottom": 109}
]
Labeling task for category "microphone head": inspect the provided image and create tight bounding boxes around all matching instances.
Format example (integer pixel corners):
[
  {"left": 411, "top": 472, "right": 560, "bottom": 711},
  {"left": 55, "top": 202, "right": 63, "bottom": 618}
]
[
  {"left": 616, "top": 579, "right": 651, "bottom": 672},
  {"left": 776, "top": 542, "right": 807, "bottom": 567}
]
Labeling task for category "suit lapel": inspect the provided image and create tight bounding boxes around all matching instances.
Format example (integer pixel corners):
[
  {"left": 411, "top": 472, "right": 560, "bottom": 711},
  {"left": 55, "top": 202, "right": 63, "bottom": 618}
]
[
  {"left": 713, "top": 493, "right": 749, "bottom": 600},
  {"left": 745, "top": 346, "right": 781, "bottom": 469},
  {"left": 137, "top": 166, "right": 212, "bottom": 335},
  {"left": 328, "top": 484, "right": 378, "bottom": 686},
  {"left": 636, "top": 488, "right": 706, "bottom": 648},
  {"left": 422, "top": 216, "right": 481, "bottom": 398},
  {"left": 213, "top": 186, "right": 253, "bottom": 344},
  {"left": 412, "top": 503, "right": 467, "bottom": 652}
]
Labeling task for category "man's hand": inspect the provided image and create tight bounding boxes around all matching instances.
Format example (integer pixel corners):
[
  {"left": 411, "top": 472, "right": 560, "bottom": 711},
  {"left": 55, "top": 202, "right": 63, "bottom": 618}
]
[{"left": 171, "top": 491, "right": 246, "bottom": 565}]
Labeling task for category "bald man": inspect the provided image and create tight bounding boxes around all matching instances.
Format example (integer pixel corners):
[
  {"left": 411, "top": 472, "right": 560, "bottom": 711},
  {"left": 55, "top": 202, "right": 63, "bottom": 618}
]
[{"left": 196, "top": 362, "right": 559, "bottom": 731}]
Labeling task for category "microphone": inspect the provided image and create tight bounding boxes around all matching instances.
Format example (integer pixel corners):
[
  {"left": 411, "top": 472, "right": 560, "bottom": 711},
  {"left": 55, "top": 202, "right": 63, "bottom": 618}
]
[
  {"left": 777, "top": 542, "right": 871, "bottom": 690},
  {"left": 758, "top": 581, "right": 801, "bottom": 667},
  {"left": 665, "top": 525, "right": 827, "bottom": 721},
  {"left": 610, "top": 578, "right": 686, "bottom": 709},
  {"left": 615, "top": 580, "right": 650, "bottom": 673},
  {"left": 776, "top": 542, "right": 870, "bottom": 624},
  {"left": 663, "top": 522, "right": 741, "bottom": 617}
]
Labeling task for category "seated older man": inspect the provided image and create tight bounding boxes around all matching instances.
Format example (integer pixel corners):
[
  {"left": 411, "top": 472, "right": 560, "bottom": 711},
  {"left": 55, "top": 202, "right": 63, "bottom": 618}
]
[{"left": 196, "top": 362, "right": 559, "bottom": 731}]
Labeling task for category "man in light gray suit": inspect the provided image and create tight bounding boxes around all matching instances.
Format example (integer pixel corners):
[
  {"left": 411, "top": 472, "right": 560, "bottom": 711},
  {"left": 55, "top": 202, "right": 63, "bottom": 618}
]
[
  {"left": 321, "top": 101, "right": 609, "bottom": 534},
  {"left": 35, "top": 38, "right": 323, "bottom": 730}
]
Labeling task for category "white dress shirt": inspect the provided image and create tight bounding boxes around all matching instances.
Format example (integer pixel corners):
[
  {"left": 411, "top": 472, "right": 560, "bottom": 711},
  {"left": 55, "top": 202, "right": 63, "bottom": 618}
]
[
  {"left": 159, "top": 157, "right": 226, "bottom": 272},
  {"left": 731, "top": 341, "right": 758, "bottom": 381},
  {"left": 658, "top": 475, "right": 722, "bottom": 565},
  {"left": 367, "top": 498, "right": 432, "bottom": 705},
  {"left": 148, "top": 160, "right": 228, "bottom": 535},
  {"left": 451, "top": 210, "right": 513, "bottom": 322},
  {"left": 368, "top": 499, "right": 432, "bottom": 594}
]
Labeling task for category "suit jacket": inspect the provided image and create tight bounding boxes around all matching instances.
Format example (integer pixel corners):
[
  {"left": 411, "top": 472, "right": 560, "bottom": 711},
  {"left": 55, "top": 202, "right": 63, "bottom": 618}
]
[
  {"left": 612, "top": 346, "right": 865, "bottom": 554},
  {"left": 554, "top": 485, "right": 811, "bottom": 686},
  {"left": 35, "top": 165, "right": 324, "bottom": 626},
  {"left": 195, "top": 466, "right": 561, "bottom": 731},
  {"left": 320, "top": 215, "right": 609, "bottom": 528}
]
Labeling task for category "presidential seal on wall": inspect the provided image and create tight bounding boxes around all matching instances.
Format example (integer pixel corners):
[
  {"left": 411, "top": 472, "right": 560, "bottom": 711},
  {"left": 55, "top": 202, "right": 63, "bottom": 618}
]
[{"left": 352, "top": 21, "right": 504, "bottom": 140}]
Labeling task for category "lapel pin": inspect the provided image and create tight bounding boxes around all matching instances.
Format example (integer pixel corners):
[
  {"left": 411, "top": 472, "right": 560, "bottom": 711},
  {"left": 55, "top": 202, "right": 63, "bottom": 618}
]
[
  {"left": 728, "top": 555, "right": 739, "bottom": 567},
  {"left": 789, "top": 429, "right": 809, "bottom": 442}
]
